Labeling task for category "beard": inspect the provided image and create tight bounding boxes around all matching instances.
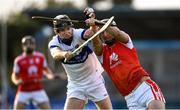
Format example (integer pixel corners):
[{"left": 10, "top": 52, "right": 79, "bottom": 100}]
[
  {"left": 61, "top": 36, "right": 73, "bottom": 45},
  {"left": 104, "top": 38, "right": 115, "bottom": 46},
  {"left": 25, "top": 48, "right": 34, "bottom": 54}
]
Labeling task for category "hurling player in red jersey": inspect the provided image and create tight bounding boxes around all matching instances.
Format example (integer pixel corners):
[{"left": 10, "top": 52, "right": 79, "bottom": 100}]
[
  {"left": 84, "top": 8, "right": 166, "bottom": 110},
  {"left": 11, "top": 35, "right": 62, "bottom": 109}
]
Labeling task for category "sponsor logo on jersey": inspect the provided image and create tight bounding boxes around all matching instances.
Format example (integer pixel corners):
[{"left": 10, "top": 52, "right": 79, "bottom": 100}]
[{"left": 109, "top": 52, "right": 122, "bottom": 68}]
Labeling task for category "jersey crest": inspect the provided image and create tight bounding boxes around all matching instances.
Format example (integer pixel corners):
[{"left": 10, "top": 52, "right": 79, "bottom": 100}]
[{"left": 28, "top": 65, "right": 38, "bottom": 76}]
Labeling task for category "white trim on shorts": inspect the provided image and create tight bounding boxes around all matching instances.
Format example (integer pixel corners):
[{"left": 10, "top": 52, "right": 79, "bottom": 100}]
[
  {"left": 145, "top": 79, "right": 166, "bottom": 104},
  {"left": 125, "top": 79, "right": 165, "bottom": 109}
]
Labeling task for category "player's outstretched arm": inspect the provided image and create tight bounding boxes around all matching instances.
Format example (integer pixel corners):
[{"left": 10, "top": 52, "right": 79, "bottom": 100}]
[
  {"left": 92, "top": 33, "right": 103, "bottom": 56},
  {"left": 43, "top": 67, "right": 55, "bottom": 80},
  {"left": 83, "top": 7, "right": 103, "bottom": 56},
  {"left": 50, "top": 47, "right": 73, "bottom": 61}
]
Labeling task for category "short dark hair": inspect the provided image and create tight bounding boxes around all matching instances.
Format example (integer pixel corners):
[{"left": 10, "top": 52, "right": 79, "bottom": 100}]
[{"left": 21, "top": 35, "right": 35, "bottom": 45}]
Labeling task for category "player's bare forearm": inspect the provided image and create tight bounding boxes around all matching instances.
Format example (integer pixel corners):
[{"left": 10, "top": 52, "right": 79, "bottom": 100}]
[
  {"left": 11, "top": 73, "right": 23, "bottom": 85},
  {"left": 92, "top": 36, "right": 103, "bottom": 56},
  {"left": 87, "top": 25, "right": 103, "bottom": 56},
  {"left": 83, "top": 28, "right": 103, "bottom": 56},
  {"left": 43, "top": 67, "right": 67, "bottom": 81},
  {"left": 106, "top": 26, "right": 129, "bottom": 43},
  {"left": 50, "top": 48, "right": 67, "bottom": 61},
  {"left": 43, "top": 67, "right": 55, "bottom": 80},
  {"left": 83, "top": 18, "right": 98, "bottom": 39}
]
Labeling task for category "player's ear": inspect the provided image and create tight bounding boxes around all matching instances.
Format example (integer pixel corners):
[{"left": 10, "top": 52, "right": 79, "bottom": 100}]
[{"left": 54, "top": 29, "right": 59, "bottom": 34}]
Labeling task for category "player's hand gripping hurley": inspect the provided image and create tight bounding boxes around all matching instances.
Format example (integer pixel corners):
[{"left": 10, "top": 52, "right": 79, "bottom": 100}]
[{"left": 64, "top": 16, "right": 114, "bottom": 62}]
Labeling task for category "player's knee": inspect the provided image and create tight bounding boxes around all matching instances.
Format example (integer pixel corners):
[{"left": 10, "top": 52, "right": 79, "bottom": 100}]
[
  {"left": 37, "top": 102, "right": 51, "bottom": 109},
  {"left": 95, "top": 97, "right": 113, "bottom": 109},
  {"left": 14, "top": 102, "right": 26, "bottom": 109},
  {"left": 148, "top": 100, "right": 165, "bottom": 110},
  {"left": 64, "top": 98, "right": 86, "bottom": 109}
]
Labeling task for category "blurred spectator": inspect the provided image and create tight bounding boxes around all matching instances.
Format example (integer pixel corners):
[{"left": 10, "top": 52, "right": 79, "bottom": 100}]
[{"left": 11, "top": 35, "right": 61, "bottom": 109}]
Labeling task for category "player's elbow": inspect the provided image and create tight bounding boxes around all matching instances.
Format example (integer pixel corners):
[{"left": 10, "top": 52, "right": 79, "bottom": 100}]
[
  {"left": 94, "top": 48, "right": 103, "bottom": 56},
  {"left": 95, "top": 51, "right": 102, "bottom": 56},
  {"left": 116, "top": 31, "right": 129, "bottom": 44}
]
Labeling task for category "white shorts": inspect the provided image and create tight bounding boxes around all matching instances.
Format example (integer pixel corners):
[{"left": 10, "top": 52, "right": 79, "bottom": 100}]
[
  {"left": 66, "top": 75, "right": 109, "bottom": 102},
  {"left": 14, "top": 90, "right": 49, "bottom": 105},
  {"left": 125, "top": 79, "right": 165, "bottom": 110}
]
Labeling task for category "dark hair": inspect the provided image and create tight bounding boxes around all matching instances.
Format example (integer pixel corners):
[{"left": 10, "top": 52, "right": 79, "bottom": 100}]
[{"left": 53, "top": 15, "right": 73, "bottom": 30}]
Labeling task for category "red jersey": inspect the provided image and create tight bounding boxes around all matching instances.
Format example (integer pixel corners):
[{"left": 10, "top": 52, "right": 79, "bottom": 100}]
[
  {"left": 13, "top": 52, "right": 48, "bottom": 92},
  {"left": 102, "top": 38, "right": 149, "bottom": 96}
]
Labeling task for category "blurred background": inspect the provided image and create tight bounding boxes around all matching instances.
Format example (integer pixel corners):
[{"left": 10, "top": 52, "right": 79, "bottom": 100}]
[{"left": 0, "top": 0, "right": 180, "bottom": 109}]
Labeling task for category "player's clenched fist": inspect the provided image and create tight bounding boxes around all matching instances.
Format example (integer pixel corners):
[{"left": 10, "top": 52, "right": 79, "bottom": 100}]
[
  {"left": 64, "top": 51, "right": 73, "bottom": 61},
  {"left": 84, "top": 7, "right": 95, "bottom": 19},
  {"left": 85, "top": 18, "right": 96, "bottom": 26}
]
